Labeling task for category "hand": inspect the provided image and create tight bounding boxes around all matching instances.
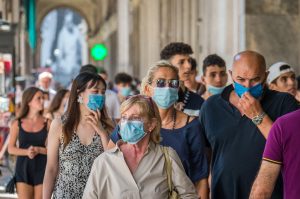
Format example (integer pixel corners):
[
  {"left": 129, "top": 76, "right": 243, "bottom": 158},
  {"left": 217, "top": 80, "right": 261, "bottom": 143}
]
[
  {"left": 27, "top": 146, "right": 38, "bottom": 159},
  {"left": 85, "top": 110, "right": 105, "bottom": 134},
  {"left": 237, "top": 92, "right": 263, "bottom": 119}
]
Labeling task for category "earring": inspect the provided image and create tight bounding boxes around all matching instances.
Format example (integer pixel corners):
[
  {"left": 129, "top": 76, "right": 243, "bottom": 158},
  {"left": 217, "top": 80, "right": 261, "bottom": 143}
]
[{"left": 77, "top": 96, "right": 83, "bottom": 104}]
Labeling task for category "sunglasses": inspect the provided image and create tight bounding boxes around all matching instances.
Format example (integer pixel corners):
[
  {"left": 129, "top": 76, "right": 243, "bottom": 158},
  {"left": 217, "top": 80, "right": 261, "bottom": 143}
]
[{"left": 154, "top": 79, "right": 180, "bottom": 88}]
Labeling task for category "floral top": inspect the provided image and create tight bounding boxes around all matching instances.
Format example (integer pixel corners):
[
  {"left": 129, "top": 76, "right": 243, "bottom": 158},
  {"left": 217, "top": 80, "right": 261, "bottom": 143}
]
[{"left": 52, "top": 132, "right": 103, "bottom": 199}]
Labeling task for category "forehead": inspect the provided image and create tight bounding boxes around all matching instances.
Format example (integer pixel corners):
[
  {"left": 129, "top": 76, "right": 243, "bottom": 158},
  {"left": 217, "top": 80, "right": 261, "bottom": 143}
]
[
  {"left": 153, "top": 67, "right": 178, "bottom": 80},
  {"left": 232, "top": 57, "right": 264, "bottom": 78},
  {"left": 86, "top": 80, "right": 105, "bottom": 89},
  {"left": 170, "top": 54, "right": 190, "bottom": 64},
  {"left": 278, "top": 71, "right": 295, "bottom": 78},
  {"left": 122, "top": 104, "right": 142, "bottom": 116},
  {"left": 34, "top": 91, "right": 43, "bottom": 97},
  {"left": 206, "top": 65, "right": 226, "bottom": 73}
]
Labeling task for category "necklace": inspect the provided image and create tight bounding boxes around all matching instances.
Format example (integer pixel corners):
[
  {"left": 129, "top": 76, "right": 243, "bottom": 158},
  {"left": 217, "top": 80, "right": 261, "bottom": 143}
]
[{"left": 172, "top": 108, "right": 177, "bottom": 130}]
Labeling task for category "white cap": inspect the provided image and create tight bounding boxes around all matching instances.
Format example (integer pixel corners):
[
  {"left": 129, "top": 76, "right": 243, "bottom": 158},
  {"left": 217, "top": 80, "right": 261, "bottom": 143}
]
[
  {"left": 267, "top": 62, "right": 294, "bottom": 84},
  {"left": 38, "top": 72, "right": 53, "bottom": 80}
]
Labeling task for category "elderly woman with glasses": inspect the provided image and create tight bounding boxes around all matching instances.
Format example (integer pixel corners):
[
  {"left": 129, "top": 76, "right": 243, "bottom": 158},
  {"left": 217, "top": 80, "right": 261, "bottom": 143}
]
[
  {"left": 82, "top": 95, "right": 198, "bottom": 199},
  {"left": 109, "top": 60, "right": 209, "bottom": 199}
]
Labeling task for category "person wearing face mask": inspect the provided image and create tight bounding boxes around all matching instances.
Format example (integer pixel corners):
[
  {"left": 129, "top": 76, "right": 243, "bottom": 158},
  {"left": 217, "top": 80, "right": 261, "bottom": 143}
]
[
  {"left": 43, "top": 72, "right": 115, "bottom": 199},
  {"left": 109, "top": 60, "right": 209, "bottom": 199},
  {"left": 83, "top": 95, "right": 198, "bottom": 199},
  {"left": 114, "top": 72, "right": 133, "bottom": 100},
  {"left": 201, "top": 54, "right": 228, "bottom": 100},
  {"left": 199, "top": 51, "right": 299, "bottom": 199},
  {"left": 45, "top": 89, "right": 70, "bottom": 121}
]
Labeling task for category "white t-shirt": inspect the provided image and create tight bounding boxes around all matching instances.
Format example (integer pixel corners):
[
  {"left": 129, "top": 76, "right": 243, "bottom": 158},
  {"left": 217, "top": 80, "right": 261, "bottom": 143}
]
[{"left": 105, "top": 89, "right": 120, "bottom": 119}]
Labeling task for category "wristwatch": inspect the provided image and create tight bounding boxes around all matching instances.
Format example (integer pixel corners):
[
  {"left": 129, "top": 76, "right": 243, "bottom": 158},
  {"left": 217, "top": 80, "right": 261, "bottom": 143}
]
[{"left": 252, "top": 112, "right": 266, "bottom": 125}]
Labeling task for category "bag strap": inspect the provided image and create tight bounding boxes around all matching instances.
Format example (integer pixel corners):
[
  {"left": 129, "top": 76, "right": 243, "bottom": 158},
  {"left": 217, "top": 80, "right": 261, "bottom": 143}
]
[{"left": 161, "top": 146, "right": 174, "bottom": 192}]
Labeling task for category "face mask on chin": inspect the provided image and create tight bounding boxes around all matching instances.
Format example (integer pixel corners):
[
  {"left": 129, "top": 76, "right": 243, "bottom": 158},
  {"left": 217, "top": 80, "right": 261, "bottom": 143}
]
[{"left": 207, "top": 85, "right": 226, "bottom": 95}]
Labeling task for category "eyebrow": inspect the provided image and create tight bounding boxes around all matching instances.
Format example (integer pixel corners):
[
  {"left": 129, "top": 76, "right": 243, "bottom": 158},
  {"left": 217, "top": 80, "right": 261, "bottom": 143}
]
[{"left": 236, "top": 76, "right": 260, "bottom": 81}]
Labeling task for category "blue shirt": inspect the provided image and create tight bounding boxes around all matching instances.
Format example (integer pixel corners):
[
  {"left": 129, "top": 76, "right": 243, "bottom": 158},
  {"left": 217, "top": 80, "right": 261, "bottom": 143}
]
[
  {"left": 200, "top": 85, "right": 299, "bottom": 199},
  {"left": 111, "top": 118, "right": 208, "bottom": 183}
]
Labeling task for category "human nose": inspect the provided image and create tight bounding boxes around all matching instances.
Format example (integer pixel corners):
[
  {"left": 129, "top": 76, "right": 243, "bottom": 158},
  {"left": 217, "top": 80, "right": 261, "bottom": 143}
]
[{"left": 287, "top": 77, "right": 295, "bottom": 86}]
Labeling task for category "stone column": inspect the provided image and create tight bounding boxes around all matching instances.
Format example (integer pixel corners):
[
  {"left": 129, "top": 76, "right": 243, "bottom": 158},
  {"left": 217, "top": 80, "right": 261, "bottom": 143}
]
[{"left": 117, "top": 0, "right": 131, "bottom": 73}]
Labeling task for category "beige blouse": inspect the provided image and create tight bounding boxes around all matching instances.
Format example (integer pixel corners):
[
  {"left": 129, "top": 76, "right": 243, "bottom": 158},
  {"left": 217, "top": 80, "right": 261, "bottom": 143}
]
[{"left": 82, "top": 141, "right": 198, "bottom": 199}]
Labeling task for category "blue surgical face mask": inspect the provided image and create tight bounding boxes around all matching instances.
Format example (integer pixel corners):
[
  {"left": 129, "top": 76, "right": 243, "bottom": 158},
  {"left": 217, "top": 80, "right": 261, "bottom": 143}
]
[
  {"left": 121, "top": 87, "right": 131, "bottom": 97},
  {"left": 87, "top": 94, "right": 105, "bottom": 111},
  {"left": 152, "top": 87, "right": 178, "bottom": 109},
  {"left": 207, "top": 85, "right": 226, "bottom": 95},
  {"left": 234, "top": 82, "right": 263, "bottom": 98},
  {"left": 119, "top": 120, "right": 146, "bottom": 144}
]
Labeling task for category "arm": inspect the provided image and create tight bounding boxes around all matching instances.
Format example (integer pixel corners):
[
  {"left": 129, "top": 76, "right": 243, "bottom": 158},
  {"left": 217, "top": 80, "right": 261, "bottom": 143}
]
[
  {"left": 195, "top": 178, "right": 209, "bottom": 199},
  {"left": 42, "top": 119, "right": 61, "bottom": 199},
  {"left": 188, "top": 118, "right": 209, "bottom": 198},
  {"left": 8, "top": 120, "right": 29, "bottom": 156},
  {"left": 168, "top": 147, "right": 199, "bottom": 199},
  {"left": 239, "top": 92, "right": 272, "bottom": 138},
  {"left": 249, "top": 160, "right": 281, "bottom": 199}
]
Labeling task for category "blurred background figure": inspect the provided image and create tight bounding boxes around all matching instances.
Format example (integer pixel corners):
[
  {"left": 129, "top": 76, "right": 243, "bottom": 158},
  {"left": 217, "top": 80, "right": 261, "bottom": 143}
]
[
  {"left": 99, "top": 67, "right": 121, "bottom": 121},
  {"left": 45, "top": 89, "right": 70, "bottom": 121},
  {"left": 184, "top": 57, "right": 205, "bottom": 96},
  {"left": 267, "top": 62, "right": 300, "bottom": 102},
  {"left": 114, "top": 72, "right": 133, "bottom": 103},
  {"left": 200, "top": 54, "right": 228, "bottom": 100},
  {"left": 8, "top": 87, "right": 49, "bottom": 199},
  {"left": 37, "top": 72, "right": 57, "bottom": 109}
]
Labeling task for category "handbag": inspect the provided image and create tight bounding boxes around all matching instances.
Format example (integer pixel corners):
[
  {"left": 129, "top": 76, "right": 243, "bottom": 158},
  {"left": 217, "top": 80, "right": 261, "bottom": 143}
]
[
  {"left": 5, "top": 175, "right": 16, "bottom": 193},
  {"left": 161, "top": 146, "right": 179, "bottom": 199}
]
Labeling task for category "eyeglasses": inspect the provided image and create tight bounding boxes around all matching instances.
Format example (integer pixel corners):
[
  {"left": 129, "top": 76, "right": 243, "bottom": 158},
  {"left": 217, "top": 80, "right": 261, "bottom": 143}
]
[{"left": 154, "top": 79, "right": 180, "bottom": 88}]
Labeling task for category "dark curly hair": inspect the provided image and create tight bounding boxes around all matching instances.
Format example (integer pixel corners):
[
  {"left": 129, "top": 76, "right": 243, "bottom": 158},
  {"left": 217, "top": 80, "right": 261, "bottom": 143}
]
[
  {"left": 160, "top": 42, "right": 193, "bottom": 60},
  {"left": 202, "top": 54, "right": 226, "bottom": 74}
]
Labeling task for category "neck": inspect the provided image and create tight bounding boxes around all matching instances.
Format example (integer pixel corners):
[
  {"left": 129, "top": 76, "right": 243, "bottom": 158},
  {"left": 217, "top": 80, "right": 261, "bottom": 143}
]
[
  {"left": 159, "top": 107, "right": 174, "bottom": 121},
  {"left": 129, "top": 136, "right": 150, "bottom": 155},
  {"left": 79, "top": 105, "right": 90, "bottom": 123},
  {"left": 202, "top": 90, "right": 212, "bottom": 100},
  {"left": 26, "top": 109, "right": 41, "bottom": 120}
]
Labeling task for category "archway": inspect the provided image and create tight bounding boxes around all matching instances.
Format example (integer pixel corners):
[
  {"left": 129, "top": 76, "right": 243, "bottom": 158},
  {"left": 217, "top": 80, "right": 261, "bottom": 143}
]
[{"left": 40, "top": 7, "right": 88, "bottom": 87}]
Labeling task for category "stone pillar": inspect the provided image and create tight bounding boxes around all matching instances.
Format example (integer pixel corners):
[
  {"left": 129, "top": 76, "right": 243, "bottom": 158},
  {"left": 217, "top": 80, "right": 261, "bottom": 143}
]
[
  {"left": 117, "top": 0, "right": 130, "bottom": 73},
  {"left": 138, "top": 0, "right": 160, "bottom": 78},
  {"left": 198, "top": 0, "right": 245, "bottom": 71}
]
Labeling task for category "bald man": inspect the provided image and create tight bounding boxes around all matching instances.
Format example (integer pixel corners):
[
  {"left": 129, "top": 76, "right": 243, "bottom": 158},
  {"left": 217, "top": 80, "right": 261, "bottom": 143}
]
[{"left": 199, "top": 51, "right": 298, "bottom": 199}]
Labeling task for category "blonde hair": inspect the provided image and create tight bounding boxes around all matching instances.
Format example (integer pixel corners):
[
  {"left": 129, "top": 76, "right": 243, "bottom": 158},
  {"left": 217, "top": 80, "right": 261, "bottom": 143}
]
[
  {"left": 120, "top": 95, "right": 161, "bottom": 144},
  {"left": 141, "top": 60, "right": 179, "bottom": 94}
]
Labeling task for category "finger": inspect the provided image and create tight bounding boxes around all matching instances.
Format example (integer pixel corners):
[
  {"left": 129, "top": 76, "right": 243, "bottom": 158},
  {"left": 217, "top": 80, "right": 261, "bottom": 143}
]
[
  {"left": 244, "top": 92, "right": 255, "bottom": 103},
  {"left": 86, "top": 115, "right": 97, "bottom": 124}
]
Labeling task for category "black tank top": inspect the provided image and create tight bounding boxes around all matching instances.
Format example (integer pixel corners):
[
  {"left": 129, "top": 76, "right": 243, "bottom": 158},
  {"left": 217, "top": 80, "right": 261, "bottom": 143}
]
[{"left": 18, "top": 119, "right": 47, "bottom": 149}]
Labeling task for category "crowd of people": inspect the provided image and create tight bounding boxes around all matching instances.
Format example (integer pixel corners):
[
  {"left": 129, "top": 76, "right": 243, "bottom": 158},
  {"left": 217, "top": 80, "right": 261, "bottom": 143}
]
[{"left": 6, "top": 42, "right": 300, "bottom": 199}]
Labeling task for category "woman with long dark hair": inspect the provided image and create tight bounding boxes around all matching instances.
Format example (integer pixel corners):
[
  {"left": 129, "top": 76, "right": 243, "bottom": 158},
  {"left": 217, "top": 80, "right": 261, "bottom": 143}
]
[
  {"left": 8, "top": 87, "right": 49, "bottom": 199},
  {"left": 43, "top": 72, "right": 115, "bottom": 199},
  {"left": 45, "top": 89, "right": 70, "bottom": 121}
]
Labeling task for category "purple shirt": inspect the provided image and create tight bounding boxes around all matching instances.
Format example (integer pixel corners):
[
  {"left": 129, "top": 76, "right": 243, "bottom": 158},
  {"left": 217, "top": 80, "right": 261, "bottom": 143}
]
[{"left": 263, "top": 109, "right": 300, "bottom": 199}]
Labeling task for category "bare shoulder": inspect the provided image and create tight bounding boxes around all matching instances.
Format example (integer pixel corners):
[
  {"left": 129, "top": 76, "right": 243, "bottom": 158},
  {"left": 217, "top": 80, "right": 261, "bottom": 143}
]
[{"left": 48, "top": 118, "right": 63, "bottom": 138}]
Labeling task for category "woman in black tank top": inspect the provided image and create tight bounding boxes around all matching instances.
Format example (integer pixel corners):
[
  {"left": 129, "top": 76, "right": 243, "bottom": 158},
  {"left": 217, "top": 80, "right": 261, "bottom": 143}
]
[{"left": 8, "top": 87, "right": 49, "bottom": 199}]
